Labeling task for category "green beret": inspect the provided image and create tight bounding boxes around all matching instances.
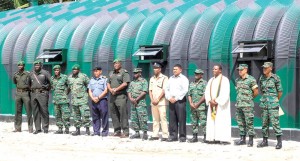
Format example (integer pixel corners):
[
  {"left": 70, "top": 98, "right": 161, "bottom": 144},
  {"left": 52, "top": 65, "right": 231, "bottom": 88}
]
[
  {"left": 262, "top": 62, "right": 273, "bottom": 68},
  {"left": 72, "top": 64, "right": 80, "bottom": 70},
  {"left": 237, "top": 64, "right": 248, "bottom": 70},
  {"left": 113, "top": 58, "right": 121, "bottom": 63},
  {"left": 133, "top": 68, "right": 142, "bottom": 73},
  {"left": 17, "top": 61, "right": 25, "bottom": 66},
  {"left": 53, "top": 65, "right": 61, "bottom": 70},
  {"left": 33, "top": 60, "right": 42, "bottom": 65},
  {"left": 194, "top": 69, "right": 204, "bottom": 74}
]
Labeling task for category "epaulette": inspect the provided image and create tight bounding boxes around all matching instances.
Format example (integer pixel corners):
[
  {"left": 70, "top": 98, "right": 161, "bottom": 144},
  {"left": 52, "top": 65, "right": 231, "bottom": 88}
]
[{"left": 102, "top": 75, "right": 107, "bottom": 79}]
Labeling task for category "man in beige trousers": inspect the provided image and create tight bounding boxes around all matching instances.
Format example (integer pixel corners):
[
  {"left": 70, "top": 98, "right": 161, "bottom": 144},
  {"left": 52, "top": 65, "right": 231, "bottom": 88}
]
[{"left": 148, "top": 62, "right": 169, "bottom": 141}]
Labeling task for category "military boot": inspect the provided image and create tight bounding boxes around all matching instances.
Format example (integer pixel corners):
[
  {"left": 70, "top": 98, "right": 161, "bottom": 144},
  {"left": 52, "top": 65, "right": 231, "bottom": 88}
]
[
  {"left": 65, "top": 128, "right": 69, "bottom": 134},
  {"left": 257, "top": 137, "right": 268, "bottom": 148},
  {"left": 235, "top": 135, "right": 246, "bottom": 145},
  {"left": 86, "top": 127, "right": 90, "bottom": 136},
  {"left": 203, "top": 134, "right": 208, "bottom": 143},
  {"left": 130, "top": 131, "right": 140, "bottom": 139},
  {"left": 275, "top": 136, "right": 282, "bottom": 149},
  {"left": 54, "top": 128, "right": 63, "bottom": 134},
  {"left": 142, "top": 131, "right": 148, "bottom": 140},
  {"left": 188, "top": 134, "right": 198, "bottom": 143},
  {"left": 247, "top": 136, "right": 254, "bottom": 147},
  {"left": 72, "top": 128, "right": 80, "bottom": 136}
]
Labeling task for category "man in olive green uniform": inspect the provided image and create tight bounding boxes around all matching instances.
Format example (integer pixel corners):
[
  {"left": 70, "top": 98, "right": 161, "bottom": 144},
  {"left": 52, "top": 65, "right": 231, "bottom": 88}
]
[
  {"left": 107, "top": 59, "right": 130, "bottom": 138},
  {"left": 257, "top": 62, "right": 283, "bottom": 149},
  {"left": 13, "top": 60, "right": 33, "bottom": 133},
  {"left": 235, "top": 64, "right": 258, "bottom": 147},
  {"left": 187, "top": 69, "right": 207, "bottom": 143},
  {"left": 127, "top": 68, "right": 149, "bottom": 140},
  {"left": 67, "top": 64, "right": 90, "bottom": 136},
  {"left": 29, "top": 60, "right": 51, "bottom": 134},
  {"left": 51, "top": 65, "right": 71, "bottom": 134}
]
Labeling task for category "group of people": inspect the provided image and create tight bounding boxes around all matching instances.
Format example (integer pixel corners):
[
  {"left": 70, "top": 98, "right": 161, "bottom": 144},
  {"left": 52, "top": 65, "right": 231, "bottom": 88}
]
[{"left": 13, "top": 59, "right": 283, "bottom": 149}]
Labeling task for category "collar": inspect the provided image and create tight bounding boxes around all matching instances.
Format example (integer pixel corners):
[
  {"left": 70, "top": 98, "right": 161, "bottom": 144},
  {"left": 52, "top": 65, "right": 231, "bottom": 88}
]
[
  {"left": 195, "top": 78, "right": 203, "bottom": 84},
  {"left": 154, "top": 73, "right": 163, "bottom": 79},
  {"left": 113, "top": 68, "right": 122, "bottom": 74},
  {"left": 93, "top": 75, "right": 104, "bottom": 80},
  {"left": 172, "top": 73, "right": 182, "bottom": 78},
  {"left": 241, "top": 74, "right": 249, "bottom": 80}
]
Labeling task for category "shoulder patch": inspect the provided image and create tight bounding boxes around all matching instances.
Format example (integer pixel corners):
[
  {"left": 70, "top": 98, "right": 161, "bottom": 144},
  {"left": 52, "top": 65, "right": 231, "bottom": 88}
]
[{"left": 124, "top": 69, "right": 128, "bottom": 73}]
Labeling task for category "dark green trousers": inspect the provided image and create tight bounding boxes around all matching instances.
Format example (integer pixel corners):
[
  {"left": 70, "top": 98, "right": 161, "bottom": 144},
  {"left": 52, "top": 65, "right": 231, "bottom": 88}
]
[
  {"left": 15, "top": 91, "right": 33, "bottom": 131},
  {"left": 109, "top": 94, "right": 129, "bottom": 134},
  {"left": 31, "top": 91, "right": 49, "bottom": 131}
]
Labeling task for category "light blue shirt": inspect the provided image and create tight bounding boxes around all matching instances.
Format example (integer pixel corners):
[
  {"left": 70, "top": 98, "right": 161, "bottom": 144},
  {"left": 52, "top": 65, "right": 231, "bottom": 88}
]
[
  {"left": 165, "top": 73, "right": 189, "bottom": 101},
  {"left": 88, "top": 76, "right": 108, "bottom": 98}
]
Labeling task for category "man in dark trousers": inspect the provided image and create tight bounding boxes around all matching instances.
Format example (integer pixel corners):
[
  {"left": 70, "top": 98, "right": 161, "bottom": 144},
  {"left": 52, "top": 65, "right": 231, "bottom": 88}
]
[
  {"left": 13, "top": 60, "right": 33, "bottom": 133},
  {"left": 29, "top": 60, "right": 51, "bottom": 134},
  {"left": 107, "top": 59, "right": 130, "bottom": 138},
  {"left": 165, "top": 64, "right": 189, "bottom": 142}
]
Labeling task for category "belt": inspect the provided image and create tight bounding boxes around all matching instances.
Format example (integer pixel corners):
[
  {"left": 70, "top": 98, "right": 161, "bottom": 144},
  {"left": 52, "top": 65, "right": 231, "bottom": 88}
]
[
  {"left": 31, "top": 89, "right": 47, "bottom": 93},
  {"left": 16, "top": 88, "right": 29, "bottom": 92}
]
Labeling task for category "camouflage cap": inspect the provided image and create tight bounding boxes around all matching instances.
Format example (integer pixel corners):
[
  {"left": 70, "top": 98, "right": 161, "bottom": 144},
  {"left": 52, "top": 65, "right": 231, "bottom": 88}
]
[
  {"left": 152, "top": 61, "right": 163, "bottom": 68},
  {"left": 133, "top": 68, "right": 142, "bottom": 73},
  {"left": 53, "top": 65, "right": 61, "bottom": 70},
  {"left": 194, "top": 69, "right": 204, "bottom": 74},
  {"left": 113, "top": 58, "right": 121, "bottom": 63},
  {"left": 17, "top": 60, "right": 25, "bottom": 66},
  {"left": 237, "top": 64, "right": 248, "bottom": 70},
  {"left": 262, "top": 62, "right": 273, "bottom": 68},
  {"left": 72, "top": 64, "right": 80, "bottom": 70},
  {"left": 33, "top": 59, "right": 42, "bottom": 65}
]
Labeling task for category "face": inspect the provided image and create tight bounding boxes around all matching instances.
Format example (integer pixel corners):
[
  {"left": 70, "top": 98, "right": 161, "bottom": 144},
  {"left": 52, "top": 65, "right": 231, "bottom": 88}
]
[
  {"left": 133, "top": 72, "right": 140, "bottom": 79},
  {"left": 238, "top": 68, "right": 248, "bottom": 77},
  {"left": 18, "top": 65, "right": 24, "bottom": 71},
  {"left": 153, "top": 67, "right": 161, "bottom": 75},
  {"left": 93, "top": 70, "right": 102, "bottom": 78},
  {"left": 34, "top": 64, "right": 41, "bottom": 71},
  {"left": 54, "top": 69, "right": 60, "bottom": 76},
  {"left": 195, "top": 73, "right": 202, "bottom": 80},
  {"left": 263, "top": 66, "right": 272, "bottom": 75},
  {"left": 72, "top": 69, "right": 79, "bottom": 75},
  {"left": 113, "top": 62, "right": 121, "bottom": 70},
  {"left": 213, "top": 66, "right": 221, "bottom": 77},
  {"left": 173, "top": 66, "right": 182, "bottom": 76}
]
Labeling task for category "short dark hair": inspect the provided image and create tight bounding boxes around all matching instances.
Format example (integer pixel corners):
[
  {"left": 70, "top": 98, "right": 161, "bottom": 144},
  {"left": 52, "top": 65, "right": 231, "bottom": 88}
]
[
  {"left": 173, "top": 64, "right": 182, "bottom": 69},
  {"left": 214, "top": 64, "right": 222, "bottom": 71}
]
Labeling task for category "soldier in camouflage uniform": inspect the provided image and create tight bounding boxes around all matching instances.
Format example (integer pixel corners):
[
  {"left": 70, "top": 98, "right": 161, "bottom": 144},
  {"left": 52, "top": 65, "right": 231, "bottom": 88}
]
[
  {"left": 234, "top": 64, "right": 258, "bottom": 147},
  {"left": 13, "top": 60, "right": 33, "bottom": 133},
  {"left": 67, "top": 64, "right": 91, "bottom": 136},
  {"left": 257, "top": 62, "right": 283, "bottom": 149},
  {"left": 187, "top": 69, "right": 207, "bottom": 143},
  {"left": 127, "top": 68, "right": 149, "bottom": 140},
  {"left": 50, "top": 65, "right": 71, "bottom": 134}
]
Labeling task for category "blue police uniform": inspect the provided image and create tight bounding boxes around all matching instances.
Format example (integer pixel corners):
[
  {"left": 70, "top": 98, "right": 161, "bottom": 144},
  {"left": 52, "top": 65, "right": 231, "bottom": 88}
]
[{"left": 88, "top": 75, "right": 109, "bottom": 136}]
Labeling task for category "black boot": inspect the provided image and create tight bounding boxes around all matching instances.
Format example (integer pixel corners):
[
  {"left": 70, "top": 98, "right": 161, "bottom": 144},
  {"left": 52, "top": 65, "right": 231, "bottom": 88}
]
[
  {"left": 65, "top": 128, "right": 69, "bottom": 134},
  {"left": 142, "top": 131, "right": 148, "bottom": 140},
  {"left": 188, "top": 134, "right": 198, "bottom": 143},
  {"left": 275, "top": 136, "right": 282, "bottom": 149},
  {"left": 257, "top": 137, "right": 268, "bottom": 148},
  {"left": 54, "top": 128, "right": 63, "bottom": 134},
  {"left": 86, "top": 127, "right": 90, "bottom": 136},
  {"left": 235, "top": 135, "right": 246, "bottom": 145},
  {"left": 130, "top": 131, "right": 140, "bottom": 139},
  {"left": 247, "top": 136, "right": 254, "bottom": 147},
  {"left": 72, "top": 128, "right": 80, "bottom": 136},
  {"left": 203, "top": 134, "right": 208, "bottom": 143}
]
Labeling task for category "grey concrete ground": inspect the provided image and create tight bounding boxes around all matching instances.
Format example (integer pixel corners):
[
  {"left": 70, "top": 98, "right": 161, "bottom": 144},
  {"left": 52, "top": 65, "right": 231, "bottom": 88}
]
[{"left": 0, "top": 122, "right": 299, "bottom": 161}]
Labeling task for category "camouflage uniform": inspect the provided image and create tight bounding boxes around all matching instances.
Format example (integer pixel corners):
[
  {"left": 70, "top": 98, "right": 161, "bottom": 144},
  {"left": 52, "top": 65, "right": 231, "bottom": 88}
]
[
  {"left": 235, "top": 65, "right": 258, "bottom": 136},
  {"left": 127, "top": 68, "right": 148, "bottom": 132},
  {"left": 188, "top": 69, "right": 207, "bottom": 135},
  {"left": 51, "top": 65, "right": 71, "bottom": 129},
  {"left": 67, "top": 65, "right": 90, "bottom": 128},
  {"left": 259, "top": 73, "right": 283, "bottom": 137},
  {"left": 13, "top": 61, "right": 33, "bottom": 132}
]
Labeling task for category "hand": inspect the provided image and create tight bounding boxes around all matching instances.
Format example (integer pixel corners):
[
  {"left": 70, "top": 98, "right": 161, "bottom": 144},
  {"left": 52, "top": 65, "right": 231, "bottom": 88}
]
[
  {"left": 169, "top": 97, "right": 176, "bottom": 104},
  {"left": 93, "top": 97, "right": 99, "bottom": 103},
  {"left": 152, "top": 99, "right": 159, "bottom": 106},
  {"left": 130, "top": 98, "right": 137, "bottom": 105},
  {"left": 110, "top": 88, "right": 116, "bottom": 95},
  {"left": 190, "top": 103, "right": 195, "bottom": 109}
]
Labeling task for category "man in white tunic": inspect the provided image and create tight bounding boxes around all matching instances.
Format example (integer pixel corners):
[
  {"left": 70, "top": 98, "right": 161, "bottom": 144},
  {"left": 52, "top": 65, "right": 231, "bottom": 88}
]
[{"left": 204, "top": 65, "right": 231, "bottom": 144}]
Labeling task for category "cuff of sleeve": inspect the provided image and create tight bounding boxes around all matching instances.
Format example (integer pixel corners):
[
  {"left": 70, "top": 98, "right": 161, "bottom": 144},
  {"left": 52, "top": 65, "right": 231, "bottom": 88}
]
[{"left": 251, "top": 85, "right": 258, "bottom": 90}]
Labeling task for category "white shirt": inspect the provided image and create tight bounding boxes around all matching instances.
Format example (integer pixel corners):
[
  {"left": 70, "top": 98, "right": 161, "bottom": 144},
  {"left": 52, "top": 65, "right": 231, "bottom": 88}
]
[{"left": 165, "top": 73, "right": 189, "bottom": 101}]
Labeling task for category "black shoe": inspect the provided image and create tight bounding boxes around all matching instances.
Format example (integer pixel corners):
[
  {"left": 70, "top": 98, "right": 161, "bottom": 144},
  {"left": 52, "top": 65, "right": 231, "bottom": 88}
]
[
  {"left": 85, "top": 127, "right": 90, "bottom": 136},
  {"left": 91, "top": 133, "right": 100, "bottom": 136},
  {"left": 130, "top": 132, "right": 141, "bottom": 139},
  {"left": 166, "top": 137, "right": 178, "bottom": 142},
  {"left": 149, "top": 137, "right": 159, "bottom": 141},
  {"left": 275, "top": 136, "right": 282, "bottom": 149},
  {"left": 72, "top": 128, "right": 80, "bottom": 136},
  {"left": 54, "top": 128, "right": 63, "bottom": 134},
  {"left": 257, "top": 137, "right": 268, "bottom": 148},
  {"left": 142, "top": 132, "right": 148, "bottom": 140},
  {"left": 203, "top": 134, "right": 208, "bottom": 143},
  {"left": 112, "top": 132, "right": 122, "bottom": 137},
  {"left": 44, "top": 130, "right": 48, "bottom": 134},
  {"left": 65, "top": 128, "right": 69, "bottom": 134},
  {"left": 33, "top": 130, "right": 42, "bottom": 134},
  {"left": 179, "top": 138, "right": 186, "bottom": 142},
  {"left": 235, "top": 135, "right": 246, "bottom": 145},
  {"left": 248, "top": 136, "right": 254, "bottom": 147},
  {"left": 12, "top": 129, "right": 21, "bottom": 132},
  {"left": 120, "top": 133, "right": 129, "bottom": 138},
  {"left": 220, "top": 141, "right": 231, "bottom": 145},
  {"left": 161, "top": 138, "right": 168, "bottom": 142},
  {"left": 188, "top": 134, "right": 198, "bottom": 143}
]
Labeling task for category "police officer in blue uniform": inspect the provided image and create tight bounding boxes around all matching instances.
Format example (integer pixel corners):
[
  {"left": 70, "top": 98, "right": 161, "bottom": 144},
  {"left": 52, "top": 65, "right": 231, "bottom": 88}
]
[{"left": 88, "top": 67, "right": 109, "bottom": 136}]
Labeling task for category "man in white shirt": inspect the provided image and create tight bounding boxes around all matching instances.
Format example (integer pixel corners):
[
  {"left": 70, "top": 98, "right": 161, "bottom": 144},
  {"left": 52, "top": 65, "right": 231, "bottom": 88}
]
[{"left": 165, "top": 64, "right": 189, "bottom": 142}]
